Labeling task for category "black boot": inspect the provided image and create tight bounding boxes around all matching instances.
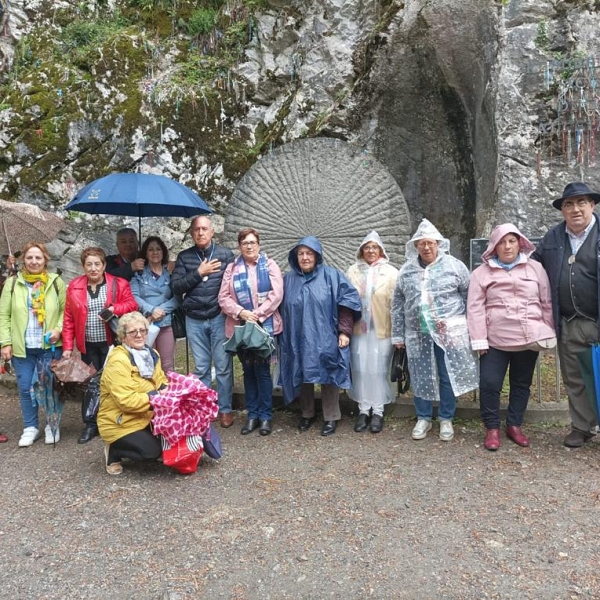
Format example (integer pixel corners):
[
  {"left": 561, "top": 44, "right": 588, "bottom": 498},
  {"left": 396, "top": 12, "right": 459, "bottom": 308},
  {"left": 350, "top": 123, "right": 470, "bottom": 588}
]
[
  {"left": 78, "top": 425, "right": 98, "bottom": 444},
  {"left": 241, "top": 418, "right": 259, "bottom": 435},
  {"left": 370, "top": 414, "right": 384, "bottom": 433},
  {"left": 354, "top": 413, "right": 369, "bottom": 432}
]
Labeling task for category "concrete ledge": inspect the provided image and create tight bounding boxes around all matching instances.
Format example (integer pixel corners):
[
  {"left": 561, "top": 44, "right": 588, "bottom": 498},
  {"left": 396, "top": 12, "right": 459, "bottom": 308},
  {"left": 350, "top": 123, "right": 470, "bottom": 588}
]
[
  {"left": 0, "top": 373, "right": 568, "bottom": 425},
  {"left": 234, "top": 388, "right": 571, "bottom": 425}
]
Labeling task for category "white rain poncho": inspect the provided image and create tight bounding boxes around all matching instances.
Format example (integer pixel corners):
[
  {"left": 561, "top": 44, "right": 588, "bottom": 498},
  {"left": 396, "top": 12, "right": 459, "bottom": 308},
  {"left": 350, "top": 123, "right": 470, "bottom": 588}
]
[
  {"left": 391, "top": 219, "right": 478, "bottom": 401},
  {"left": 346, "top": 231, "right": 399, "bottom": 415}
]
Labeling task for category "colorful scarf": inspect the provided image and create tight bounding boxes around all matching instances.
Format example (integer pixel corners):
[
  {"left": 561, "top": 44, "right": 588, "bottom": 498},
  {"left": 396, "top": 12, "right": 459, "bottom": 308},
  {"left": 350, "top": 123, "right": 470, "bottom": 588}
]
[
  {"left": 232, "top": 252, "right": 274, "bottom": 334},
  {"left": 22, "top": 271, "right": 49, "bottom": 325}
]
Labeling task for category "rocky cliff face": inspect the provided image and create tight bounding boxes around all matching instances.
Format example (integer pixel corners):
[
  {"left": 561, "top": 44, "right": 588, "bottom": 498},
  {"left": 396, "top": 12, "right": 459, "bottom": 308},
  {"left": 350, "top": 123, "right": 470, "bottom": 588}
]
[{"left": 0, "top": 0, "right": 598, "bottom": 273}]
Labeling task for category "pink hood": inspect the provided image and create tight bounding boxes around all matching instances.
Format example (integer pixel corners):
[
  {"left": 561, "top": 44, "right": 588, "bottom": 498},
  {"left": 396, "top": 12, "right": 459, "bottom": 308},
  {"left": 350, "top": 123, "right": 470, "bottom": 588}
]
[{"left": 481, "top": 223, "right": 536, "bottom": 264}]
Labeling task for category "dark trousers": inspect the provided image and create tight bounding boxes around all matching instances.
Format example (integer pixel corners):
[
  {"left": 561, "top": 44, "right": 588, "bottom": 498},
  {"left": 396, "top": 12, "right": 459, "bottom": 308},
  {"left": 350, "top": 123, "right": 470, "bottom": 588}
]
[
  {"left": 299, "top": 383, "right": 341, "bottom": 421},
  {"left": 81, "top": 342, "right": 109, "bottom": 427},
  {"left": 107, "top": 427, "right": 162, "bottom": 463},
  {"left": 241, "top": 360, "right": 273, "bottom": 420},
  {"left": 479, "top": 347, "right": 539, "bottom": 429}
]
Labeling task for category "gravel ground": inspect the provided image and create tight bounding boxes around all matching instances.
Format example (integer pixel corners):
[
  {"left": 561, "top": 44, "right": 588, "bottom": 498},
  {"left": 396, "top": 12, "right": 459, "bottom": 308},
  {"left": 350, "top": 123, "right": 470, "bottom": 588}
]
[{"left": 1, "top": 389, "right": 600, "bottom": 600}]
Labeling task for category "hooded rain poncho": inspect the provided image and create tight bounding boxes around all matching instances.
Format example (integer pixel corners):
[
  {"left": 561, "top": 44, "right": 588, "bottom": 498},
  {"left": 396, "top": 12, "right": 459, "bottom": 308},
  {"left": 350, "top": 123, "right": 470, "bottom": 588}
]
[
  {"left": 391, "top": 219, "right": 478, "bottom": 401},
  {"left": 279, "top": 236, "right": 362, "bottom": 403},
  {"left": 346, "top": 231, "right": 398, "bottom": 412}
]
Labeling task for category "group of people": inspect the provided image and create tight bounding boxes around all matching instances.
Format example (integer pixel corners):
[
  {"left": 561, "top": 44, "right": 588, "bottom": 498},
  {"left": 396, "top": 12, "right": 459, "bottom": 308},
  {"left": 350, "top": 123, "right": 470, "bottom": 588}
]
[{"left": 0, "top": 180, "right": 599, "bottom": 469}]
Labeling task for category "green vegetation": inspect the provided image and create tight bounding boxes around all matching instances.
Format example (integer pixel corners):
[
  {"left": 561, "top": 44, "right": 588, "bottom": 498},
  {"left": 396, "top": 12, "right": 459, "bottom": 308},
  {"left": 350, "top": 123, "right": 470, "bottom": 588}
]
[
  {"left": 187, "top": 8, "right": 218, "bottom": 37},
  {"left": 534, "top": 20, "right": 549, "bottom": 50}
]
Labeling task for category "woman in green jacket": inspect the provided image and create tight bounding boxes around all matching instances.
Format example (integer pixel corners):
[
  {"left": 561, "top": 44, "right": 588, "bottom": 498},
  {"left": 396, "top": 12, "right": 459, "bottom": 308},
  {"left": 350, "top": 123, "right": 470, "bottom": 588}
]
[{"left": 0, "top": 242, "right": 66, "bottom": 447}]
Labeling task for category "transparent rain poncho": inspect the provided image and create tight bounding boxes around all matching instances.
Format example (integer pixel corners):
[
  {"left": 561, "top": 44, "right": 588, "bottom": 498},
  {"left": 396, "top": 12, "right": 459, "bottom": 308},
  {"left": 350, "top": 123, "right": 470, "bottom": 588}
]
[
  {"left": 346, "top": 231, "right": 399, "bottom": 414},
  {"left": 391, "top": 219, "right": 478, "bottom": 402}
]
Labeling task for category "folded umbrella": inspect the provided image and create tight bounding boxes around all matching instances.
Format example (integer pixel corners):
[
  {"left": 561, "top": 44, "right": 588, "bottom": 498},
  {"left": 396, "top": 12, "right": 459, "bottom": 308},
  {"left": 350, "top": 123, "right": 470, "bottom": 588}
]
[
  {"left": 577, "top": 347, "right": 599, "bottom": 420},
  {"left": 223, "top": 321, "right": 275, "bottom": 359},
  {"left": 150, "top": 371, "right": 218, "bottom": 446},
  {"left": 32, "top": 354, "right": 63, "bottom": 444}
]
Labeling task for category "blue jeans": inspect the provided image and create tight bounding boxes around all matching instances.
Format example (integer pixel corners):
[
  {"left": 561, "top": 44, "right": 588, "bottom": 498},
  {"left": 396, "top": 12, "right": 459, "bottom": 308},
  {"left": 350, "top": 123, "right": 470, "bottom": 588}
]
[
  {"left": 13, "top": 347, "right": 62, "bottom": 429},
  {"left": 241, "top": 360, "right": 272, "bottom": 420},
  {"left": 186, "top": 313, "right": 233, "bottom": 413},
  {"left": 413, "top": 344, "right": 456, "bottom": 421}
]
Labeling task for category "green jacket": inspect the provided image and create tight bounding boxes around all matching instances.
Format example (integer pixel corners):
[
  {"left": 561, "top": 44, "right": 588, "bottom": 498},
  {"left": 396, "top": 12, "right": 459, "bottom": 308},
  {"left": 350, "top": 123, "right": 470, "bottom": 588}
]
[{"left": 0, "top": 272, "right": 66, "bottom": 358}]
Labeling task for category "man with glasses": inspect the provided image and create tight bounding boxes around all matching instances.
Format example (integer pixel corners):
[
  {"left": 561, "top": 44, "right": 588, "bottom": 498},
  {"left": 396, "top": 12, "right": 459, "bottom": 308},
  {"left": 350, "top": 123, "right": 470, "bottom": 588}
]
[
  {"left": 171, "top": 216, "right": 235, "bottom": 427},
  {"left": 533, "top": 182, "right": 600, "bottom": 447}
]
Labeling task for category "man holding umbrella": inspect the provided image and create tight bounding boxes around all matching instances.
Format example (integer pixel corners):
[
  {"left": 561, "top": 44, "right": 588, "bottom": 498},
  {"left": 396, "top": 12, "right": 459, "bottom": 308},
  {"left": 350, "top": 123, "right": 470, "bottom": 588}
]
[
  {"left": 534, "top": 182, "right": 600, "bottom": 448},
  {"left": 171, "top": 216, "right": 235, "bottom": 427},
  {"left": 106, "top": 227, "right": 145, "bottom": 281}
]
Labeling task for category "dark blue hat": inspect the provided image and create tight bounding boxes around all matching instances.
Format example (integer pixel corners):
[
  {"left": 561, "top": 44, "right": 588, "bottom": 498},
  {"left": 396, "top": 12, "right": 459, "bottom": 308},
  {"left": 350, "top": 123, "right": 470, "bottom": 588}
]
[{"left": 553, "top": 182, "right": 600, "bottom": 210}]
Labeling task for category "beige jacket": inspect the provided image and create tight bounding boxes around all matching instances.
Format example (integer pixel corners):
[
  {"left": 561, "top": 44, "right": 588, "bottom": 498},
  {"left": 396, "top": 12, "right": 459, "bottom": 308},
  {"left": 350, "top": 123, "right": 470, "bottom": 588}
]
[{"left": 346, "top": 231, "right": 398, "bottom": 339}]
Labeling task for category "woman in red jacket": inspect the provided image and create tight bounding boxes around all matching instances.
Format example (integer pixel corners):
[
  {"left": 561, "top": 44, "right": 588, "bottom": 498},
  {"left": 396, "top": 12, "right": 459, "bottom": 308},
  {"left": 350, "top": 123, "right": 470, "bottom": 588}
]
[{"left": 62, "top": 247, "right": 138, "bottom": 444}]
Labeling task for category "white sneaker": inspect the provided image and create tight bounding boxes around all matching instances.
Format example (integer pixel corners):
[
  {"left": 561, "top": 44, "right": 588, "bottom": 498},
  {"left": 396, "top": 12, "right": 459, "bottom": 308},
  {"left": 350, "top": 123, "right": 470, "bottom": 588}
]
[
  {"left": 439, "top": 419, "right": 454, "bottom": 441},
  {"left": 411, "top": 419, "right": 432, "bottom": 440},
  {"left": 45, "top": 424, "right": 60, "bottom": 444},
  {"left": 18, "top": 427, "right": 41, "bottom": 447}
]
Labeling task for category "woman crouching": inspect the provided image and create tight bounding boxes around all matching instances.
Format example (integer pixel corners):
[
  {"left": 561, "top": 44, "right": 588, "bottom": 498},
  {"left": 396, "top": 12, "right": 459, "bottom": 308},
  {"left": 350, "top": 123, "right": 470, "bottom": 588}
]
[{"left": 98, "top": 312, "right": 167, "bottom": 474}]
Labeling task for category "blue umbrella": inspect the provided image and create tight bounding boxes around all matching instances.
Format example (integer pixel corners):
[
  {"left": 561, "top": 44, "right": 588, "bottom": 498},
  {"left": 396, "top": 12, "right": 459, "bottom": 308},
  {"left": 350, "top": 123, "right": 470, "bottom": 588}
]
[{"left": 65, "top": 173, "right": 212, "bottom": 238}]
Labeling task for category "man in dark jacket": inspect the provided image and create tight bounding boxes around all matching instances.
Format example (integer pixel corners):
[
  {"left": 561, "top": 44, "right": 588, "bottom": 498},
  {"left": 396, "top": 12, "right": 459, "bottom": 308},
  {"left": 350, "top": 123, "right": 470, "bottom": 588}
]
[
  {"left": 106, "top": 228, "right": 145, "bottom": 281},
  {"left": 171, "top": 216, "right": 235, "bottom": 427},
  {"left": 533, "top": 182, "right": 600, "bottom": 447}
]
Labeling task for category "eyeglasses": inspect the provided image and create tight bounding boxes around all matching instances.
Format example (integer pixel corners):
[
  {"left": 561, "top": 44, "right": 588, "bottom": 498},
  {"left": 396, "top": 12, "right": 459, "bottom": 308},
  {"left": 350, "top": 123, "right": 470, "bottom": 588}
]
[
  {"left": 562, "top": 199, "right": 591, "bottom": 211},
  {"left": 126, "top": 328, "right": 148, "bottom": 337},
  {"left": 363, "top": 245, "right": 380, "bottom": 252},
  {"left": 241, "top": 241, "right": 258, "bottom": 247},
  {"left": 416, "top": 241, "right": 437, "bottom": 249}
]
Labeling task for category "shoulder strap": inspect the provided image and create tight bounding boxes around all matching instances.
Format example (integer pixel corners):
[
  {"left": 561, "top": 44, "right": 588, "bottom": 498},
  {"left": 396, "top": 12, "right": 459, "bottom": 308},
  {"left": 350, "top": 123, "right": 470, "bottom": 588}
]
[{"left": 10, "top": 276, "right": 59, "bottom": 297}]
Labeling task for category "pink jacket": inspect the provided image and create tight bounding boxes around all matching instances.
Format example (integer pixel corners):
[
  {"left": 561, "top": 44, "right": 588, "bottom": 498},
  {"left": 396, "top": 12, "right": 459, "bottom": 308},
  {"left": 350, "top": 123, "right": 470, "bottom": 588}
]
[
  {"left": 467, "top": 224, "right": 555, "bottom": 350},
  {"left": 218, "top": 256, "right": 283, "bottom": 338}
]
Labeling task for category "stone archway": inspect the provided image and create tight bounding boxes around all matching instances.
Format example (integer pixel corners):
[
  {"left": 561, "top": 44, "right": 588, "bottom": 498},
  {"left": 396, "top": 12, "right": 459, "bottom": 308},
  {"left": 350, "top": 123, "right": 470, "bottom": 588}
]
[{"left": 224, "top": 137, "right": 411, "bottom": 271}]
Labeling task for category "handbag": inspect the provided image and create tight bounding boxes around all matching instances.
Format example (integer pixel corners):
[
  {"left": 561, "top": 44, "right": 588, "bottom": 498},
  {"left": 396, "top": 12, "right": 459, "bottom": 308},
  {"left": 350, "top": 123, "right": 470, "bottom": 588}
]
[
  {"left": 161, "top": 435, "right": 203, "bottom": 474},
  {"left": 390, "top": 346, "right": 410, "bottom": 394},
  {"left": 83, "top": 370, "right": 102, "bottom": 420},
  {"left": 522, "top": 337, "right": 558, "bottom": 352},
  {"left": 171, "top": 306, "right": 187, "bottom": 339},
  {"left": 202, "top": 423, "right": 222, "bottom": 459},
  {"left": 51, "top": 355, "right": 97, "bottom": 384}
]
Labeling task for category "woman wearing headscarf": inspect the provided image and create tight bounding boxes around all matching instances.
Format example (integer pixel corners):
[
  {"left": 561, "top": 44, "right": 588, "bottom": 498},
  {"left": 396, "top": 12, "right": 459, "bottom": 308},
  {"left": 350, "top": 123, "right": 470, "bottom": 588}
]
[
  {"left": 0, "top": 242, "right": 66, "bottom": 446},
  {"left": 131, "top": 236, "right": 180, "bottom": 372},
  {"left": 346, "top": 231, "right": 398, "bottom": 433},
  {"left": 391, "top": 219, "right": 478, "bottom": 442},
  {"left": 280, "top": 236, "right": 362, "bottom": 436},
  {"left": 218, "top": 227, "right": 283, "bottom": 437},
  {"left": 62, "top": 247, "right": 138, "bottom": 444},
  {"left": 98, "top": 312, "right": 167, "bottom": 475},
  {"left": 467, "top": 224, "right": 555, "bottom": 451}
]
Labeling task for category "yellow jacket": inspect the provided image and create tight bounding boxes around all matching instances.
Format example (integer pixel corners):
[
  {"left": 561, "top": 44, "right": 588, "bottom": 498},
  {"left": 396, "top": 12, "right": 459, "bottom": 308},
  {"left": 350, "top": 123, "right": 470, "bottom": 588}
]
[{"left": 98, "top": 345, "right": 168, "bottom": 445}]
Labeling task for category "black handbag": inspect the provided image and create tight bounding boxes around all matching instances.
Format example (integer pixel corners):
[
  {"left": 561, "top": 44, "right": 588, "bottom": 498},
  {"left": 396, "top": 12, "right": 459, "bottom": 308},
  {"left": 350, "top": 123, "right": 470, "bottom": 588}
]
[
  {"left": 171, "top": 306, "right": 187, "bottom": 339},
  {"left": 390, "top": 347, "right": 410, "bottom": 394}
]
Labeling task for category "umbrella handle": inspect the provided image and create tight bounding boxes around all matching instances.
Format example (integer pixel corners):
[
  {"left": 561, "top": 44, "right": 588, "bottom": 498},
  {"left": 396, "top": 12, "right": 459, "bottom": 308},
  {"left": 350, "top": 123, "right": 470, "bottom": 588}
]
[{"left": 44, "top": 332, "right": 56, "bottom": 353}]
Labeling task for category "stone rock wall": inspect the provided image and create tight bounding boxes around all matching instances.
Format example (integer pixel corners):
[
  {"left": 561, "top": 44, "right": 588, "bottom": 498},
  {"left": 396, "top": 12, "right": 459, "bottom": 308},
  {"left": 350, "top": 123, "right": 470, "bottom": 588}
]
[{"left": 0, "top": 0, "right": 599, "bottom": 274}]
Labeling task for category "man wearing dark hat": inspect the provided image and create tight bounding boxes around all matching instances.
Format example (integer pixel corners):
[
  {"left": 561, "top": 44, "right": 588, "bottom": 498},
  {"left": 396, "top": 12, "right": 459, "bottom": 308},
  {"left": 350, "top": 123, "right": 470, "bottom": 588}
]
[{"left": 533, "top": 182, "right": 600, "bottom": 447}]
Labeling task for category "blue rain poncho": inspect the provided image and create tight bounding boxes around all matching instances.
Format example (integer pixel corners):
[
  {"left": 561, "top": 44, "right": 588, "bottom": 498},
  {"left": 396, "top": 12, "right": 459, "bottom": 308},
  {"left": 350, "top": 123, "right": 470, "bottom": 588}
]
[
  {"left": 279, "top": 236, "right": 362, "bottom": 403},
  {"left": 391, "top": 219, "right": 478, "bottom": 401}
]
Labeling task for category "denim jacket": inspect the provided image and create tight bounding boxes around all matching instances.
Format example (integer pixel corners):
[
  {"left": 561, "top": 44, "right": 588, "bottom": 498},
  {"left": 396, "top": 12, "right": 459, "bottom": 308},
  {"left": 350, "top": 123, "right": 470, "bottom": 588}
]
[{"left": 131, "top": 266, "right": 180, "bottom": 327}]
